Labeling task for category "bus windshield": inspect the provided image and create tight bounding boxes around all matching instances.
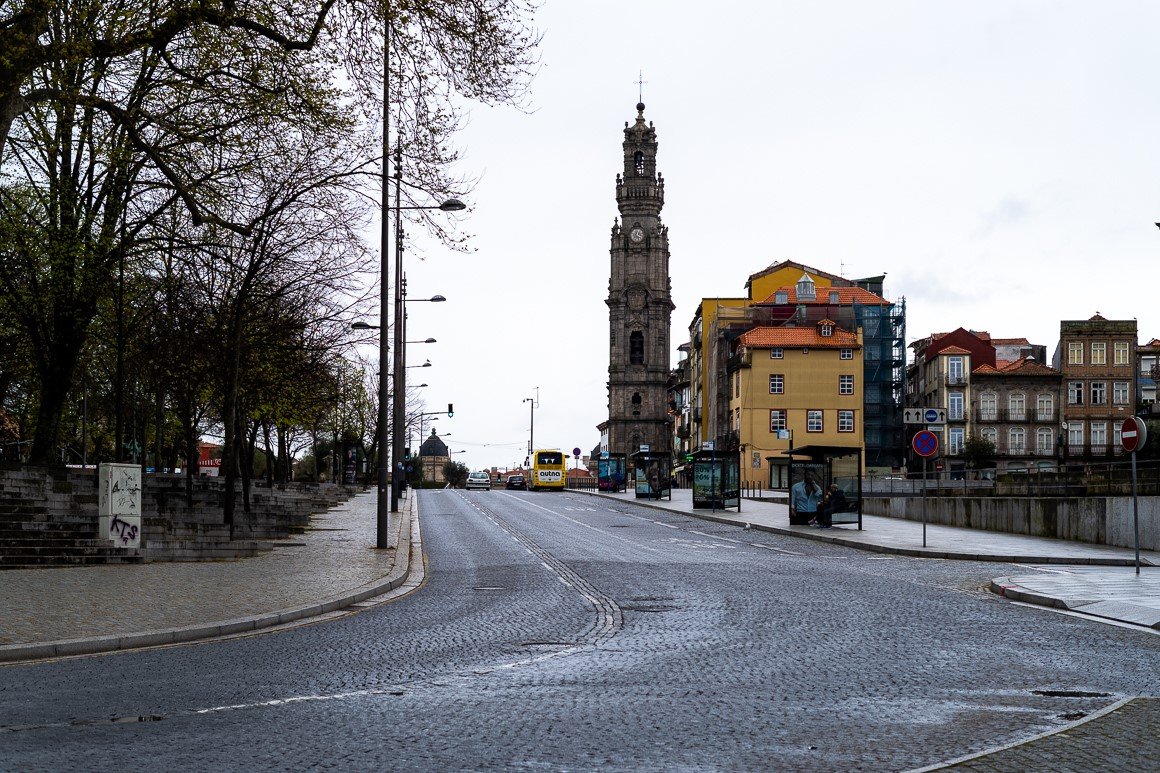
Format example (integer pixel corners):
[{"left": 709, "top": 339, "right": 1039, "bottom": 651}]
[{"left": 536, "top": 451, "right": 564, "bottom": 466}]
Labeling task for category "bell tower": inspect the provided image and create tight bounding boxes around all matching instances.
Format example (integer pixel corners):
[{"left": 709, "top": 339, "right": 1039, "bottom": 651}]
[{"left": 604, "top": 102, "right": 674, "bottom": 457}]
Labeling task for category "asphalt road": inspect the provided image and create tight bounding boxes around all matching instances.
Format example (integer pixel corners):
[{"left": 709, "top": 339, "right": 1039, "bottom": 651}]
[{"left": 1, "top": 489, "right": 1157, "bottom": 771}]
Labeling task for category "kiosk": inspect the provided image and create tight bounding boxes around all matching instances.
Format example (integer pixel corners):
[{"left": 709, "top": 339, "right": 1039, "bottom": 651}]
[
  {"left": 630, "top": 451, "right": 671, "bottom": 500},
  {"left": 691, "top": 448, "right": 740, "bottom": 511},
  {"left": 784, "top": 444, "right": 863, "bottom": 529},
  {"left": 597, "top": 453, "right": 627, "bottom": 493}
]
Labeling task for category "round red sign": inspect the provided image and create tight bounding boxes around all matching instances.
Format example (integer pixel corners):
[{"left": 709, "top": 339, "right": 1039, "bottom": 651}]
[{"left": 1121, "top": 416, "right": 1147, "bottom": 453}]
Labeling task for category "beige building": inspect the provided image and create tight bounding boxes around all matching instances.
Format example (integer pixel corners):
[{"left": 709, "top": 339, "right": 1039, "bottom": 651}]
[{"left": 729, "top": 319, "right": 864, "bottom": 487}]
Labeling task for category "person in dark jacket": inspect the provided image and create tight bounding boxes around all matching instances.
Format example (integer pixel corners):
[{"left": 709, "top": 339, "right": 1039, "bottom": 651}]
[{"left": 816, "top": 484, "right": 848, "bottom": 528}]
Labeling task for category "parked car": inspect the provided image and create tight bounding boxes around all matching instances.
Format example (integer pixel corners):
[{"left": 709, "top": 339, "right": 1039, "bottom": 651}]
[
  {"left": 505, "top": 474, "right": 527, "bottom": 490},
  {"left": 466, "top": 471, "right": 491, "bottom": 490}
]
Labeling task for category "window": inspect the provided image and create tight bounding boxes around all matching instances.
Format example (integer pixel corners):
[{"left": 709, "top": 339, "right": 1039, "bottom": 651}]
[
  {"left": 770, "top": 348, "right": 783, "bottom": 359},
  {"left": 1008, "top": 392, "right": 1026, "bottom": 421},
  {"left": 840, "top": 348, "right": 853, "bottom": 360},
  {"left": 1068, "top": 342, "right": 1083, "bottom": 364},
  {"left": 839, "top": 375, "right": 854, "bottom": 395},
  {"left": 1036, "top": 428, "right": 1053, "bottom": 455},
  {"left": 1067, "top": 381, "right": 1084, "bottom": 405},
  {"left": 1009, "top": 427, "right": 1026, "bottom": 454},
  {"left": 1114, "top": 341, "right": 1130, "bottom": 365},
  {"left": 981, "top": 427, "right": 998, "bottom": 446},
  {"left": 820, "top": 323, "right": 833, "bottom": 337},
  {"left": 838, "top": 410, "right": 854, "bottom": 432},
  {"left": 1113, "top": 382, "right": 1130, "bottom": 405},
  {"left": 1091, "top": 422, "right": 1107, "bottom": 451},
  {"left": 1090, "top": 382, "right": 1106, "bottom": 405},
  {"left": 629, "top": 331, "right": 644, "bottom": 364},
  {"left": 949, "top": 427, "right": 964, "bottom": 454},
  {"left": 807, "top": 410, "right": 823, "bottom": 432},
  {"left": 1067, "top": 422, "right": 1084, "bottom": 446},
  {"left": 634, "top": 150, "right": 645, "bottom": 175},
  {"left": 734, "top": 372, "right": 740, "bottom": 398},
  {"left": 979, "top": 393, "right": 997, "bottom": 421},
  {"left": 1036, "top": 394, "right": 1053, "bottom": 421},
  {"left": 947, "top": 356, "right": 964, "bottom": 384},
  {"left": 734, "top": 408, "right": 740, "bottom": 431},
  {"left": 949, "top": 392, "right": 964, "bottom": 420},
  {"left": 1114, "top": 422, "right": 1122, "bottom": 448},
  {"left": 769, "top": 374, "right": 784, "bottom": 394},
  {"left": 1091, "top": 342, "right": 1106, "bottom": 365},
  {"left": 769, "top": 409, "right": 787, "bottom": 432}
]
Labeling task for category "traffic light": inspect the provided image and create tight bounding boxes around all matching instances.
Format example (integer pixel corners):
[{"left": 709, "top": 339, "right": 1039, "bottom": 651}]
[
  {"left": 447, "top": 403, "right": 454, "bottom": 417},
  {"left": 404, "top": 447, "right": 411, "bottom": 459}
]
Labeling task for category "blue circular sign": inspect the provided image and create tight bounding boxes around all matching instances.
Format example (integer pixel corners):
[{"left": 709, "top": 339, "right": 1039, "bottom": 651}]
[
  {"left": 924, "top": 408, "right": 939, "bottom": 423},
  {"left": 912, "top": 430, "right": 939, "bottom": 458}
]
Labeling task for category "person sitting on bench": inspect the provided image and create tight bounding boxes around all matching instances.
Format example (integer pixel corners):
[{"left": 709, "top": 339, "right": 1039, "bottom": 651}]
[{"left": 815, "top": 484, "right": 848, "bottom": 528}]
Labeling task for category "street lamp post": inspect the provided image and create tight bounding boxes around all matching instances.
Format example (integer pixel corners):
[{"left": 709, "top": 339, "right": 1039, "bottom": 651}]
[
  {"left": 367, "top": 189, "right": 463, "bottom": 548},
  {"left": 523, "top": 394, "right": 537, "bottom": 464}
]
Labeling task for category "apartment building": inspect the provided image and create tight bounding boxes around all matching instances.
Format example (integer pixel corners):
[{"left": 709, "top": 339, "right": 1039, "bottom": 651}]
[
  {"left": 1052, "top": 315, "right": 1137, "bottom": 461},
  {"left": 970, "top": 358, "right": 1062, "bottom": 473}
]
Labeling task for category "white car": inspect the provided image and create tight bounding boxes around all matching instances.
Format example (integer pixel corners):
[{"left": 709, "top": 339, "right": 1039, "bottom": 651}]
[{"left": 466, "top": 471, "right": 491, "bottom": 490}]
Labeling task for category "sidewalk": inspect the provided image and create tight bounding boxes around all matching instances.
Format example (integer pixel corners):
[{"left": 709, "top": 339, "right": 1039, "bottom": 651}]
[
  {"left": 0, "top": 490, "right": 417, "bottom": 663},
  {"left": 576, "top": 488, "right": 1160, "bottom": 631}
]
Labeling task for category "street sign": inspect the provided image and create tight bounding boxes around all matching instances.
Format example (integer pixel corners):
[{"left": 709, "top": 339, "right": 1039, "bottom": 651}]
[
  {"left": 912, "top": 430, "right": 939, "bottom": 458},
  {"left": 1122, "top": 416, "right": 1148, "bottom": 453},
  {"left": 572, "top": 447, "right": 582, "bottom": 457},
  {"left": 903, "top": 407, "right": 946, "bottom": 425},
  {"left": 703, "top": 440, "right": 715, "bottom": 451}
]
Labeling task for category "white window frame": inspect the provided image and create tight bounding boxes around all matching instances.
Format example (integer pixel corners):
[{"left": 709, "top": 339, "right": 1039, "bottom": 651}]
[
  {"left": 838, "top": 410, "right": 854, "bottom": 432},
  {"left": 769, "top": 409, "right": 786, "bottom": 432},
  {"left": 979, "top": 393, "right": 997, "bottom": 421},
  {"left": 1067, "top": 422, "right": 1084, "bottom": 446},
  {"left": 1008, "top": 392, "right": 1026, "bottom": 420},
  {"left": 1113, "top": 381, "right": 1130, "bottom": 405},
  {"left": 1114, "top": 341, "right": 1130, "bottom": 366},
  {"left": 807, "top": 410, "right": 823, "bottom": 432},
  {"left": 840, "top": 348, "right": 853, "bottom": 360},
  {"left": 1036, "top": 428, "right": 1053, "bottom": 455},
  {"left": 948, "top": 392, "right": 964, "bottom": 421},
  {"left": 1090, "top": 381, "right": 1106, "bottom": 405},
  {"left": 949, "top": 427, "right": 964, "bottom": 455},
  {"left": 1068, "top": 342, "right": 1084, "bottom": 364},
  {"left": 1036, "top": 394, "right": 1053, "bottom": 421},
  {"left": 1091, "top": 342, "right": 1106, "bottom": 365},
  {"left": 769, "top": 374, "right": 784, "bottom": 394},
  {"left": 770, "top": 348, "right": 783, "bottom": 359},
  {"left": 1067, "top": 381, "right": 1084, "bottom": 405},
  {"left": 1091, "top": 422, "right": 1108, "bottom": 449},
  {"left": 839, "top": 375, "right": 854, "bottom": 395},
  {"left": 1009, "top": 427, "right": 1026, "bottom": 454},
  {"left": 981, "top": 427, "right": 998, "bottom": 445}
]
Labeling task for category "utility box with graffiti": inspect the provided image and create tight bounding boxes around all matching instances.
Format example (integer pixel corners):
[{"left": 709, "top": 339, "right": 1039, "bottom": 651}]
[{"left": 98, "top": 463, "right": 143, "bottom": 549}]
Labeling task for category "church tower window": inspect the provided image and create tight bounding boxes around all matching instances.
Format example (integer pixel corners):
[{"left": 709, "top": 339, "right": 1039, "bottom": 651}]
[
  {"left": 630, "top": 331, "right": 645, "bottom": 364},
  {"left": 634, "top": 151, "right": 645, "bottom": 175}
]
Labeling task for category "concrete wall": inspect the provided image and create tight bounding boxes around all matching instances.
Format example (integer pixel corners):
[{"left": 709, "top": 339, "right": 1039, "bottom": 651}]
[{"left": 863, "top": 495, "right": 1158, "bottom": 551}]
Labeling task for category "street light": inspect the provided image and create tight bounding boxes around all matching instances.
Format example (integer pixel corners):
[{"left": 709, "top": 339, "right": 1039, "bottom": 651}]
[
  {"left": 408, "top": 337, "right": 437, "bottom": 344},
  {"left": 407, "top": 359, "right": 432, "bottom": 369},
  {"left": 523, "top": 394, "right": 537, "bottom": 463}
]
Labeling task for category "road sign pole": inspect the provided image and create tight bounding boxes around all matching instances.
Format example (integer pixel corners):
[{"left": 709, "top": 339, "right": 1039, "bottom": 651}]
[
  {"left": 922, "top": 456, "right": 927, "bottom": 548},
  {"left": 1132, "top": 449, "right": 1140, "bottom": 575}
]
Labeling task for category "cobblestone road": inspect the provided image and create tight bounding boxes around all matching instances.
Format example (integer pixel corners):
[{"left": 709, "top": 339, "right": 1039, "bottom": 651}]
[{"left": 1, "top": 490, "right": 1156, "bottom": 771}]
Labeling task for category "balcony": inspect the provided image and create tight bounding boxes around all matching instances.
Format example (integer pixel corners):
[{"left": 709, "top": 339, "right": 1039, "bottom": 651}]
[{"left": 943, "top": 374, "right": 968, "bottom": 387}]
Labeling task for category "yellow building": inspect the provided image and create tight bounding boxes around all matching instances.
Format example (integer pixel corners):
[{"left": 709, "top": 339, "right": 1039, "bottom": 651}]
[{"left": 728, "top": 319, "right": 865, "bottom": 487}]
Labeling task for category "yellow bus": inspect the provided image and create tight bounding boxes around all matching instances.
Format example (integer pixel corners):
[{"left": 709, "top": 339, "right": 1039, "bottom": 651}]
[{"left": 530, "top": 449, "right": 566, "bottom": 491}]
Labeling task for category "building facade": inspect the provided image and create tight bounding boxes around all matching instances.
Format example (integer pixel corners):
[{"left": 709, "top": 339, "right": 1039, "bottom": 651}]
[
  {"left": 729, "top": 319, "right": 864, "bottom": 487},
  {"left": 970, "top": 358, "right": 1062, "bottom": 474},
  {"left": 1053, "top": 315, "right": 1137, "bottom": 461},
  {"left": 603, "top": 102, "right": 674, "bottom": 456}
]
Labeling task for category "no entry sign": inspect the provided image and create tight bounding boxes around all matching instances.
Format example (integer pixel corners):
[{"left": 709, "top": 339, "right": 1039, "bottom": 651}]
[
  {"left": 1121, "top": 416, "right": 1148, "bottom": 453},
  {"left": 912, "top": 430, "right": 939, "bottom": 458}
]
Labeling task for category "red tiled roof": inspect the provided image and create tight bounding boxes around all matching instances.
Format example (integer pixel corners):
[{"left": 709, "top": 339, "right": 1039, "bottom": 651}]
[
  {"left": 991, "top": 337, "right": 1030, "bottom": 346},
  {"left": 939, "top": 345, "right": 971, "bottom": 355},
  {"left": 973, "top": 357, "right": 1059, "bottom": 377},
  {"left": 755, "top": 286, "right": 890, "bottom": 306},
  {"left": 740, "top": 326, "right": 860, "bottom": 348},
  {"left": 995, "top": 359, "right": 1014, "bottom": 369}
]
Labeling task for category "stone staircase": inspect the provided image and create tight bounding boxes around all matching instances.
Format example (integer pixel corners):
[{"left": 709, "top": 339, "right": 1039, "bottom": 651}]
[
  {"left": 0, "top": 468, "right": 361, "bottom": 568},
  {"left": 0, "top": 469, "right": 144, "bottom": 568}
]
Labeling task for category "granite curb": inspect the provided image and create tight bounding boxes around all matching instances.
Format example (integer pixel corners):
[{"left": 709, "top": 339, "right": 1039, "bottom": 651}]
[
  {"left": 579, "top": 490, "right": 1154, "bottom": 566},
  {"left": 0, "top": 497, "right": 415, "bottom": 664},
  {"left": 990, "top": 577, "right": 1160, "bottom": 629}
]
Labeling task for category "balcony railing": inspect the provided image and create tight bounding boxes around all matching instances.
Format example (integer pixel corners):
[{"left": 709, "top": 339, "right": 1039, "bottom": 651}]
[{"left": 943, "top": 374, "right": 968, "bottom": 386}]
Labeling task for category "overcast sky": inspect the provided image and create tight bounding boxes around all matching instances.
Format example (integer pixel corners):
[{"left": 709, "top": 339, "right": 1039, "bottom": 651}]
[{"left": 388, "top": 1, "right": 1160, "bottom": 473}]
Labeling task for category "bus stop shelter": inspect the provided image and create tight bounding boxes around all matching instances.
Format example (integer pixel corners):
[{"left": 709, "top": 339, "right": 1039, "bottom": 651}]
[
  {"left": 598, "top": 453, "right": 627, "bottom": 493},
  {"left": 691, "top": 449, "right": 740, "bottom": 511},
  {"left": 630, "top": 451, "right": 671, "bottom": 500},
  {"left": 783, "top": 444, "right": 863, "bottom": 529}
]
